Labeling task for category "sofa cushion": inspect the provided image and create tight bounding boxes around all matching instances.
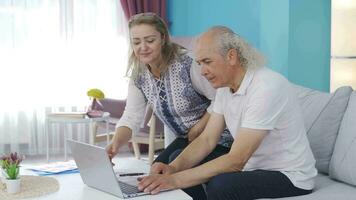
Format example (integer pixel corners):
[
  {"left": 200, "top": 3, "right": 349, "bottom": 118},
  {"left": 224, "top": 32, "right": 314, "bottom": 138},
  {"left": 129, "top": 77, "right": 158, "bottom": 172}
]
[
  {"left": 293, "top": 85, "right": 352, "bottom": 174},
  {"left": 259, "top": 174, "right": 356, "bottom": 200},
  {"left": 329, "top": 91, "right": 356, "bottom": 186},
  {"left": 292, "top": 85, "right": 331, "bottom": 131}
]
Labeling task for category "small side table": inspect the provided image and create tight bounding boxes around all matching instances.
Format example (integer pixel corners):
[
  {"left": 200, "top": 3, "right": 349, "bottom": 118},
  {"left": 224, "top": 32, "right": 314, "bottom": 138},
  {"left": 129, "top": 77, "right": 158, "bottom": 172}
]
[{"left": 45, "top": 112, "right": 110, "bottom": 162}]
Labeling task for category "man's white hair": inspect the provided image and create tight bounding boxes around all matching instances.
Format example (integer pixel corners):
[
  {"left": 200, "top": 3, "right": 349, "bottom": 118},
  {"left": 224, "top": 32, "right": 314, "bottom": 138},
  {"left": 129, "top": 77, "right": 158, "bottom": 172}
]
[{"left": 208, "top": 26, "right": 266, "bottom": 69}]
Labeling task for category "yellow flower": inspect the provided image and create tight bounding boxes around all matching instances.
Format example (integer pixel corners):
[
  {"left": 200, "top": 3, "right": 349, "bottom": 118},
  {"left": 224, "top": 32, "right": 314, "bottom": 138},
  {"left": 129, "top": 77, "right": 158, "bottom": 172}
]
[{"left": 87, "top": 88, "right": 105, "bottom": 99}]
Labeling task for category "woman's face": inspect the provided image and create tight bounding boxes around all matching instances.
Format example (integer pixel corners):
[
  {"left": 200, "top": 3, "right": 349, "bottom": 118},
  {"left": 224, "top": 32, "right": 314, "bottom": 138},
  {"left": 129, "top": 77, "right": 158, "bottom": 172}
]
[{"left": 130, "top": 24, "right": 163, "bottom": 67}]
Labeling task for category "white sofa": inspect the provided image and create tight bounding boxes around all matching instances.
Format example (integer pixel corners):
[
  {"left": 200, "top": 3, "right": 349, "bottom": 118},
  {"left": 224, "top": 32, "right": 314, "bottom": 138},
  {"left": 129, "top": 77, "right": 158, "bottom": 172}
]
[{"left": 263, "top": 85, "right": 356, "bottom": 199}]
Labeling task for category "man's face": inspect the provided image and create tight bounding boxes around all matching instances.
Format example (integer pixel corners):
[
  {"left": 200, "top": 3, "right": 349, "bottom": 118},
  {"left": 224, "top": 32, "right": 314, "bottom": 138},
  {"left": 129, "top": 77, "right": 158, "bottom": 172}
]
[{"left": 195, "top": 36, "right": 230, "bottom": 89}]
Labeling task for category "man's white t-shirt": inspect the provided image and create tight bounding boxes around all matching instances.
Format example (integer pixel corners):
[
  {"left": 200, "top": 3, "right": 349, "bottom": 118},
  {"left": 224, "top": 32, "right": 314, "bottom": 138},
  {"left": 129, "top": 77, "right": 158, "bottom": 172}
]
[{"left": 213, "top": 67, "right": 317, "bottom": 190}]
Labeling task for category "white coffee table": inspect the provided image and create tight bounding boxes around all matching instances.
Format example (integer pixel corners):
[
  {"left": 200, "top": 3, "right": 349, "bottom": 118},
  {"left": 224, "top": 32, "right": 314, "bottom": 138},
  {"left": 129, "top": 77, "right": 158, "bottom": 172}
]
[{"left": 22, "top": 157, "right": 192, "bottom": 200}]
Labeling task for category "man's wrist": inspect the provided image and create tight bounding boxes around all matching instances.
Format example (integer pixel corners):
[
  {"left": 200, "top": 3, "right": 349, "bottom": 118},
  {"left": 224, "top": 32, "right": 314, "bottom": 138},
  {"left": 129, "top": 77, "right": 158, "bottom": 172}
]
[
  {"left": 171, "top": 173, "right": 183, "bottom": 189},
  {"left": 168, "top": 163, "right": 179, "bottom": 174}
]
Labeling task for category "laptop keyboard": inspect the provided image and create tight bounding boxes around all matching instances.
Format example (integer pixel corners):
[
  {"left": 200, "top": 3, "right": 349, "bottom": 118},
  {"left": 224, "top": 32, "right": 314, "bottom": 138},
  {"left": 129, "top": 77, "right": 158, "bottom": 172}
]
[{"left": 118, "top": 180, "right": 141, "bottom": 194}]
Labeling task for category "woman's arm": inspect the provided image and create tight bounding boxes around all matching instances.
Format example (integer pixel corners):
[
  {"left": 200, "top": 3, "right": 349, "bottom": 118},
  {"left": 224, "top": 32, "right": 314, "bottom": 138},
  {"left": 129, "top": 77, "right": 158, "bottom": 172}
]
[{"left": 106, "top": 80, "right": 147, "bottom": 158}]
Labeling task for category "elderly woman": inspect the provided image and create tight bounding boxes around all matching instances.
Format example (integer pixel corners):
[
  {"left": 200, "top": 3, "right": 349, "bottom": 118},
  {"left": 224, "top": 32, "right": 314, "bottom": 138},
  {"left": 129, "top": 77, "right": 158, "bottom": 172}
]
[{"left": 106, "top": 13, "right": 233, "bottom": 179}]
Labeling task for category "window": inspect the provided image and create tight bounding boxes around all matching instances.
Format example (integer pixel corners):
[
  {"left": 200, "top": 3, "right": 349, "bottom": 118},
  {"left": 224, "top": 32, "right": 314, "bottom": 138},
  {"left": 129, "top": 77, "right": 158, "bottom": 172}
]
[
  {"left": 0, "top": 0, "right": 129, "bottom": 154},
  {"left": 0, "top": 0, "right": 129, "bottom": 110},
  {"left": 331, "top": 0, "right": 356, "bottom": 91}
]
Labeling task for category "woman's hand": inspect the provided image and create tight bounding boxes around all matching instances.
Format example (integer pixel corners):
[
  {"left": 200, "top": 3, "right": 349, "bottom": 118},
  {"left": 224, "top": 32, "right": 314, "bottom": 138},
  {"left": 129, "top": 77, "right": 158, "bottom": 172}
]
[
  {"left": 105, "top": 142, "right": 120, "bottom": 161},
  {"left": 105, "top": 127, "right": 132, "bottom": 162}
]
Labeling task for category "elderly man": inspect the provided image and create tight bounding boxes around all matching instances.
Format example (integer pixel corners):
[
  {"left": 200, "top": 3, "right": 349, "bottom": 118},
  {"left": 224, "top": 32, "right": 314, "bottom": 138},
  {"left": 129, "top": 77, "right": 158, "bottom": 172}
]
[{"left": 138, "top": 26, "right": 317, "bottom": 200}]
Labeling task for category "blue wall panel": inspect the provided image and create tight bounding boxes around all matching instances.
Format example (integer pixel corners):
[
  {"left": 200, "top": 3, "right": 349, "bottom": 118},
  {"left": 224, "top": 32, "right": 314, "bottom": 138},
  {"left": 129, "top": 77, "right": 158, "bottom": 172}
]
[
  {"left": 168, "top": 0, "right": 261, "bottom": 47},
  {"left": 260, "top": 0, "right": 289, "bottom": 77},
  {"left": 168, "top": 0, "right": 331, "bottom": 91},
  {"left": 288, "top": 0, "right": 331, "bottom": 91}
]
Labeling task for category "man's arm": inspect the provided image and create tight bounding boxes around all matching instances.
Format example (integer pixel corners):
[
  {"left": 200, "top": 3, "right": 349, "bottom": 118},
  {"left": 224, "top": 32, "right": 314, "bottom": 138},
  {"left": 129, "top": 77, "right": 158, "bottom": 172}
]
[
  {"left": 187, "top": 111, "right": 210, "bottom": 142},
  {"left": 148, "top": 112, "right": 223, "bottom": 175},
  {"left": 170, "top": 112, "right": 226, "bottom": 172},
  {"left": 138, "top": 126, "right": 267, "bottom": 194},
  {"left": 173, "top": 128, "right": 267, "bottom": 188},
  {"left": 138, "top": 112, "right": 225, "bottom": 192}
]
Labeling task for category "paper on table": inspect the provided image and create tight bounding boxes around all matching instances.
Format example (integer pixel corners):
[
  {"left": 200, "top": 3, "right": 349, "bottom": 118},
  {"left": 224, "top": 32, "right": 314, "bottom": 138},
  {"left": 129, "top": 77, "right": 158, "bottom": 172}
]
[
  {"left": 32, "top": 169, "right": 79, "bottom": 176},
  {"left": 26, "top": 160, "right": 78, "bottom": 175}
]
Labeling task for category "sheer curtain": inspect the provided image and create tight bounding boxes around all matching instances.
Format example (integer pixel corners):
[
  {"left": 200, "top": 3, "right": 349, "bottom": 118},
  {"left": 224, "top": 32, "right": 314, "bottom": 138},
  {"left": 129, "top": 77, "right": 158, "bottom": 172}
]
[{"left": 0, "top": 0, "right": 129, "bottom": 156}]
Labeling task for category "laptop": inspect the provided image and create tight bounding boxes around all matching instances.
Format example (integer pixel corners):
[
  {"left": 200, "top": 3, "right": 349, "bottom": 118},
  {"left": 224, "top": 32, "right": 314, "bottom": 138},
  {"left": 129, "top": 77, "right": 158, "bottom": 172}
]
[{"left": 67, "top": 139, "right": 149, "bottom": 198}]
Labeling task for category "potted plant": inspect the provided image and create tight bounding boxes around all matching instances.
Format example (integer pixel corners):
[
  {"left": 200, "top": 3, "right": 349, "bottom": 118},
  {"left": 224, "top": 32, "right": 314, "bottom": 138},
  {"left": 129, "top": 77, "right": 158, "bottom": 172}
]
[
  {"left": 86, "top": 88, "right": 105, "bottom": 118},
  {"left": 0, "top": 152, "right": 24, "bottom": 194}
]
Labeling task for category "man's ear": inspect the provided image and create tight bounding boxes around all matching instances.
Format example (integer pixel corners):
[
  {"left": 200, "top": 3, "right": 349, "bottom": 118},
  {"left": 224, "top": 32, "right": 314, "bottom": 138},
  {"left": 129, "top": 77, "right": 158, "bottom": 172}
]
[{"left": 226, "top": 49, "right": 238, "bottom": 66}]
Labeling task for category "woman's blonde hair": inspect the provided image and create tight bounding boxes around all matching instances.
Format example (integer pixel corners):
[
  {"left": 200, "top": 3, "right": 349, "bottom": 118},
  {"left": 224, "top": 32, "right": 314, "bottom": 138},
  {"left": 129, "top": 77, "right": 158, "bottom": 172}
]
[{"left": 126, "top": 12, "right": 184, "bottom": 79}]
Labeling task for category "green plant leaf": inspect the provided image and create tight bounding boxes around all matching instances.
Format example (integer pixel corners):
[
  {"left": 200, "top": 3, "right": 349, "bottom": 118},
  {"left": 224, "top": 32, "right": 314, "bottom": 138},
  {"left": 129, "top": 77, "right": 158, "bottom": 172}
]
[{"left": 5, "top": 164, "right": 19, "bottom": 179}]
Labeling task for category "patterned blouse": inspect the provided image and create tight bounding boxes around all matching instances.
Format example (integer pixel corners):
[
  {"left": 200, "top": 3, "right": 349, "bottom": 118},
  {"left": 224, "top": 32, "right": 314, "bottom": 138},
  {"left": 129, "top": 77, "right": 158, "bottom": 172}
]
[{"left": 117, "top": 53, "right": 233, "bottom": 147}]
